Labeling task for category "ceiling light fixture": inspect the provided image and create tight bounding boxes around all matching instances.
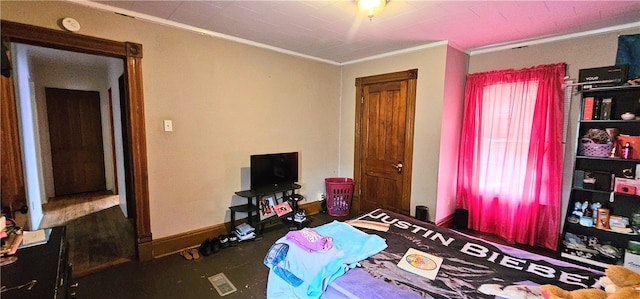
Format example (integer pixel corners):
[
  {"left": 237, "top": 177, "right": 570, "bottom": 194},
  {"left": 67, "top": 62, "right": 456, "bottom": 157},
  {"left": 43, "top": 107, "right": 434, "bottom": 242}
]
[{"left": 357, "top": 0, "right": 389, "bottom": 21}]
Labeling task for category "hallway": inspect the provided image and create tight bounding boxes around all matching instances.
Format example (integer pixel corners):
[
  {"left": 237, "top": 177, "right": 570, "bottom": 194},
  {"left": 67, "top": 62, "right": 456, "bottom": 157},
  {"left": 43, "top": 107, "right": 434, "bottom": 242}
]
[
  {"left": 66, "top": 205, "right": 136, "bottom": 277},
  {"left": 39, "top": 192, "right": 119, "bottom": 228},
  {"left": 38, "top": 193, "right": 136, "bottom": 277}
]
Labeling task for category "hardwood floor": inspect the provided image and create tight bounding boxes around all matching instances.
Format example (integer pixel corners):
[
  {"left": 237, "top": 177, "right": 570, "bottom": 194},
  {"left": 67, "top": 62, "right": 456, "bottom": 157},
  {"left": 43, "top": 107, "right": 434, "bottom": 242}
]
[
  {"left": 66, "top": 205, "right": 136, "bottom": 277},
  {"left": 39, "top": 191, "right": 119, "bottom": 228},
  {"left": 38, "top": 192, "right": 136, "bottom": 278}
]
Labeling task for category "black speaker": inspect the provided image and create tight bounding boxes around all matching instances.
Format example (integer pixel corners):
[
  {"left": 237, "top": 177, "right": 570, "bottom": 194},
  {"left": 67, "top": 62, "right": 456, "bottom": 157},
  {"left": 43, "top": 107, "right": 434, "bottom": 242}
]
[
  {"left": 415, "top": 205, "right": 429, "bottom": 222},
  {"left": 454, "top": 209, "right": 469, "bottom": 229}
]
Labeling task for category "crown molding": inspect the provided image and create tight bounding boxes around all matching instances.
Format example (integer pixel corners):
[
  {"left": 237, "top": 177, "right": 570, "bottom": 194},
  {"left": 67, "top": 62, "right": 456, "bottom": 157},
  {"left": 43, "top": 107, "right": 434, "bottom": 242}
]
[
  {"left": 468, "top": 22, "right": 640, "bottom": 56},
  {"left": 67, "top": 0, "right": 341, "bottom": 66}
]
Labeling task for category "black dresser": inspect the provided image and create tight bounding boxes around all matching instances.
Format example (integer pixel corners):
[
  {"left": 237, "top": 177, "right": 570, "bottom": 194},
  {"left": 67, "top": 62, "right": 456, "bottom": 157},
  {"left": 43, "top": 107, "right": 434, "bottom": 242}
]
[{"left": 1, "top": 226, "right": 71, "bottom": 299}]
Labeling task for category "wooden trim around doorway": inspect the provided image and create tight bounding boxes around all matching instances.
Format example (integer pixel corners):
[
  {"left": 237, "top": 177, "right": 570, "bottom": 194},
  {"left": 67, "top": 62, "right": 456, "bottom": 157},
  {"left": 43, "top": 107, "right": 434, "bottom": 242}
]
[{"left": 1, "top": 20, "right": 153, "bottom": 261}]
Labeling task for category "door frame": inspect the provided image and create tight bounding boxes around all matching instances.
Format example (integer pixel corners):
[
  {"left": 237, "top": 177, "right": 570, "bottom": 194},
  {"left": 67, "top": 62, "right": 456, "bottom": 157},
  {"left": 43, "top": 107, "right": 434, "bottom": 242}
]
[
  {"left": 354, "top": 69, "right": 418, "bottom": 215},
  {"left": 1, "top": 20, "right": 153, "bottom": 261}
]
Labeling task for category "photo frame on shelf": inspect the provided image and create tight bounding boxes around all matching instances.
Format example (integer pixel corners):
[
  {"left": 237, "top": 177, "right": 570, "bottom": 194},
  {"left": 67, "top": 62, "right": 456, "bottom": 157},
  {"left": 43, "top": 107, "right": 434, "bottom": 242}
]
[
  {"left": 274, "top": 201, "right": 293, "bottom": 217},
  {"left": 259, "top": 195, "right": 276, "bottom": 220}
]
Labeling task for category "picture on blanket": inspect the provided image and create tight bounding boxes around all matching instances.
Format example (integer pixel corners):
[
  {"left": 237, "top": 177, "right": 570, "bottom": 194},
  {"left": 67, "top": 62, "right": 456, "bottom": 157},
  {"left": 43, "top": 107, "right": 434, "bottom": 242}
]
[
  {"left": 397, "top": 248, "right": 443, "bottom": 280},
  {"left": 350, "top": 209, "right": 605, "bottom": 299}
]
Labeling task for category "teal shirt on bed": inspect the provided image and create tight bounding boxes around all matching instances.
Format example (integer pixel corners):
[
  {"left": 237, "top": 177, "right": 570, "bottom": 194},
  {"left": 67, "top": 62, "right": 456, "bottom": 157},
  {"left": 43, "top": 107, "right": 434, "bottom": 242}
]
[{"left": 266, "top": 220, "right": 387, "bottom": 299}]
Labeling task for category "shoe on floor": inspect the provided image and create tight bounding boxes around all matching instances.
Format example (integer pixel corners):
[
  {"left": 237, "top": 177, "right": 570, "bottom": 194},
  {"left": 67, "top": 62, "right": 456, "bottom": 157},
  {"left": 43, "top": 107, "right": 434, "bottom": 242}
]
[
  {"left": 211, "top": 237, "right": 221, "bottom": 253},
  {"left": 180, "top": 249, "right": 193, "bottom": 260},
  {"left": 219, "top": 234, "right": 229, "bottom": 249},
  {"left": 229, "top": 232, "right": 238, "bottom": 247},
  {"left": 294, "top": 210, "right": 307, "bottom": 222},
  {"left": 189, "top": 248, "right": 200, "bottom": 260},
  {"left": 199, "top": 239, "right": 213, "bottom": 256}
]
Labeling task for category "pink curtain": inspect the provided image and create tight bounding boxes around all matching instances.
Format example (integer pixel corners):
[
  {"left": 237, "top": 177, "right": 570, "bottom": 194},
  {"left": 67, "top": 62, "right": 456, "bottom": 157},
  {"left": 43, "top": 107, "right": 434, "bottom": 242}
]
[{"left": 456, "top": 63, "right": 565, "bottom": 250}]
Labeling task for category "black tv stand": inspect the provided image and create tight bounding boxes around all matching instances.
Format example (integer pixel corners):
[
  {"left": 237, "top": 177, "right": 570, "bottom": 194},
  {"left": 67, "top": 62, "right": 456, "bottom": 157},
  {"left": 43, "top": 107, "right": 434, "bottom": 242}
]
[{"left": 230, "top": 183, "right": 307, "bottom": 237}]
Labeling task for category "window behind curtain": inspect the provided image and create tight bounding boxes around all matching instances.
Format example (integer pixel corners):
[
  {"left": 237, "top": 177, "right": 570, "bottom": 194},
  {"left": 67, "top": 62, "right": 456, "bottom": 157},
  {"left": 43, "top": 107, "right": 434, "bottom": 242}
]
[
  {"left": 478, "top": 81, "right": 537, "bottom": 200},
  {"left": 457, "top": 63, "right": 565, "bottom": 250}
]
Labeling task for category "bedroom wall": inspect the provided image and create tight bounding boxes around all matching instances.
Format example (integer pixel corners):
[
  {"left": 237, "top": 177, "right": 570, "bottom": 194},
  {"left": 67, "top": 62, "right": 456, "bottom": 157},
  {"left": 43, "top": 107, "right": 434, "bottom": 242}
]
[
  {"left": 340, "top": 44, "right": 468, "bottom": 223},
  {"left": 436, "top": 46, "right": 468, "bottom": 223},
  {"left": 1, "top": 1, "right": 341, "bottom": 239},
  {"left": 468, "top": 26, "right": 640, "bottom": 223}
]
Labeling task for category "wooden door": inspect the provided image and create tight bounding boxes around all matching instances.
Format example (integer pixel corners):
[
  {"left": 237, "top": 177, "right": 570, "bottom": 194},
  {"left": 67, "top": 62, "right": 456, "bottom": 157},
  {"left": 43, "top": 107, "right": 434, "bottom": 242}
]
[
  {"left": 355, "top": 70, "right": 417, "bottom": 215},
  {"left": 1, "top": 73, "right": 27, "bottom": 216},
  {"left": 46, "top": 88, "right": 106, "bottom": 196}
]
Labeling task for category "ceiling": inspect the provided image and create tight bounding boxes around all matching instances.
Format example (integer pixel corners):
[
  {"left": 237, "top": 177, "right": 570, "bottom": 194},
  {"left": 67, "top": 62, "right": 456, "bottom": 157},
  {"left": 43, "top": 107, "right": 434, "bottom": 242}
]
[{"left": 79, "top": 1, "right": 640, "bottom": 64}]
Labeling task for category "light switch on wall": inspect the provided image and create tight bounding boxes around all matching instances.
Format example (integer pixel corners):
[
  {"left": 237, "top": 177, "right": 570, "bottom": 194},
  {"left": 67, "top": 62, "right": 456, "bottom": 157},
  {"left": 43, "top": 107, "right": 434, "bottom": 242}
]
[{"left": 163, "top": 120, "right": 173, "bottom": 132}]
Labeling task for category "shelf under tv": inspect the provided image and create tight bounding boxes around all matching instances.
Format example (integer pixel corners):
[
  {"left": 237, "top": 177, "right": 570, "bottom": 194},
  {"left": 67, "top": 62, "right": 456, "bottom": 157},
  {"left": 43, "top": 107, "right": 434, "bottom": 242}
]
[{"left": 230, "top": 183, "right": 302, "bottom": 236}]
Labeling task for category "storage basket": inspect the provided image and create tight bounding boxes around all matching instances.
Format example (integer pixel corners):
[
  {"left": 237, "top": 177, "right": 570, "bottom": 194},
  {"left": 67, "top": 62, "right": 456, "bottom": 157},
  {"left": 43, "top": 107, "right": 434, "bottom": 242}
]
[
  {"left": 325, "top": 178, "right": 354, "bottom": 217},
  {"left": 578, "top": 138, "right": 613, "bottom": 157}
]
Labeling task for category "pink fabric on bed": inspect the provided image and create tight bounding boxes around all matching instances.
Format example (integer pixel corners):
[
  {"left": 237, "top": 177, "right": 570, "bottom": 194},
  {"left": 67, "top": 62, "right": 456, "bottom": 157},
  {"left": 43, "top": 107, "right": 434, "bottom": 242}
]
[{"left": 286, "top": 227, "right": 333, "bottom": 252}]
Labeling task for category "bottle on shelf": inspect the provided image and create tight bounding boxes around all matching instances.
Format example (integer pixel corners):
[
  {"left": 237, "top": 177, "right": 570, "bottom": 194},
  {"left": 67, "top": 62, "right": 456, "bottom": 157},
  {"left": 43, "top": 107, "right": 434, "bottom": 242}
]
[
  {"left": 591, "top": 202, "right": 601, "bottom": 225},
  {"left": 596, "top": 208, "right": 610, "bottom": 229},
  {"left": 584, "top": 202, "right": 592, "bottom": 218},
  {"left": 622, "top": 142, "right": 632, "bottom": 159},
  {"left": 605, "top": 128, "right": 620, "bottom": 158},
  {"left": 580, "top": 201, "right": 594, "bottom": 227}
]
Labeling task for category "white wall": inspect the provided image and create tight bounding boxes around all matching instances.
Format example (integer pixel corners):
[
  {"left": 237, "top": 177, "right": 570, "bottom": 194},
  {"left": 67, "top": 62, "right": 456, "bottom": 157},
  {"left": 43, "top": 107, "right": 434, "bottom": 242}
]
[
  {"left": 12, "top": 44, "right": 44, "bottom": 230},
  {"left": 435, "top": 46, "right": 468, "bottom": 222}
]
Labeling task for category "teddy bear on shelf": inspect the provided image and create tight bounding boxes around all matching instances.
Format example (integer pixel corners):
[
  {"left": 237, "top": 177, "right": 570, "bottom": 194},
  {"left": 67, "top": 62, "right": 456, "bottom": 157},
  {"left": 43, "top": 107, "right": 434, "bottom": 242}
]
[{"left": 540, "top": 265, "right": 640, "bottom": 299}]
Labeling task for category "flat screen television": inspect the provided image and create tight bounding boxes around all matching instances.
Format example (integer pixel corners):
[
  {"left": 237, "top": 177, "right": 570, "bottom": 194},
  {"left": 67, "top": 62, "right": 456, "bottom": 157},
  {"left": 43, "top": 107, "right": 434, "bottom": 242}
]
[{"left": 250, "top": 152, "right": 299, "bottom": 191}]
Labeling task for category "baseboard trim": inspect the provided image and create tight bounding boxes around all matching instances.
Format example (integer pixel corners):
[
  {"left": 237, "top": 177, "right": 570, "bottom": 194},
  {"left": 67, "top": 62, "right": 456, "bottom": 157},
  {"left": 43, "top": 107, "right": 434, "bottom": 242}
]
[
  {"left": 151, "top": 200, "right": 323, "bottom": 258},
  {"left": 151, "top": 222, "right": 229, "bottom": 258},
  {"left": 436, "top": 212, "right": 455, "bottom": 228},
  {"left": 301, "top": 200, "right": 322, "bottom": 215}
]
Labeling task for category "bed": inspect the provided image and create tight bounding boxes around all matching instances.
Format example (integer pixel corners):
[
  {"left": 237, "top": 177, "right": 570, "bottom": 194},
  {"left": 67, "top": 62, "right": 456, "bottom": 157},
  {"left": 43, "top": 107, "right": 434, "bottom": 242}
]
[{"left": 265, "top": 208, "right": 604, "bottom": 299}]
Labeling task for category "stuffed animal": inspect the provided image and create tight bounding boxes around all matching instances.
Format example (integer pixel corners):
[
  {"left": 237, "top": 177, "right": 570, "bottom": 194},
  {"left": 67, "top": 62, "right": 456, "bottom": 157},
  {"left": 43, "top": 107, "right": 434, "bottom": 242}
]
[{"left": 540, "top": 265, "right": 640, "bottom": 299}]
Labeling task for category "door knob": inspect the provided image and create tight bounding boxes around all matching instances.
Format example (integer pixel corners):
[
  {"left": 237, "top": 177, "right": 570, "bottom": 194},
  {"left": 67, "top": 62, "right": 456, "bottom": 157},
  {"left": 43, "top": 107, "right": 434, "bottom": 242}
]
[{"left": 392, "top": 162, "right": 403, "bottom": 173}]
